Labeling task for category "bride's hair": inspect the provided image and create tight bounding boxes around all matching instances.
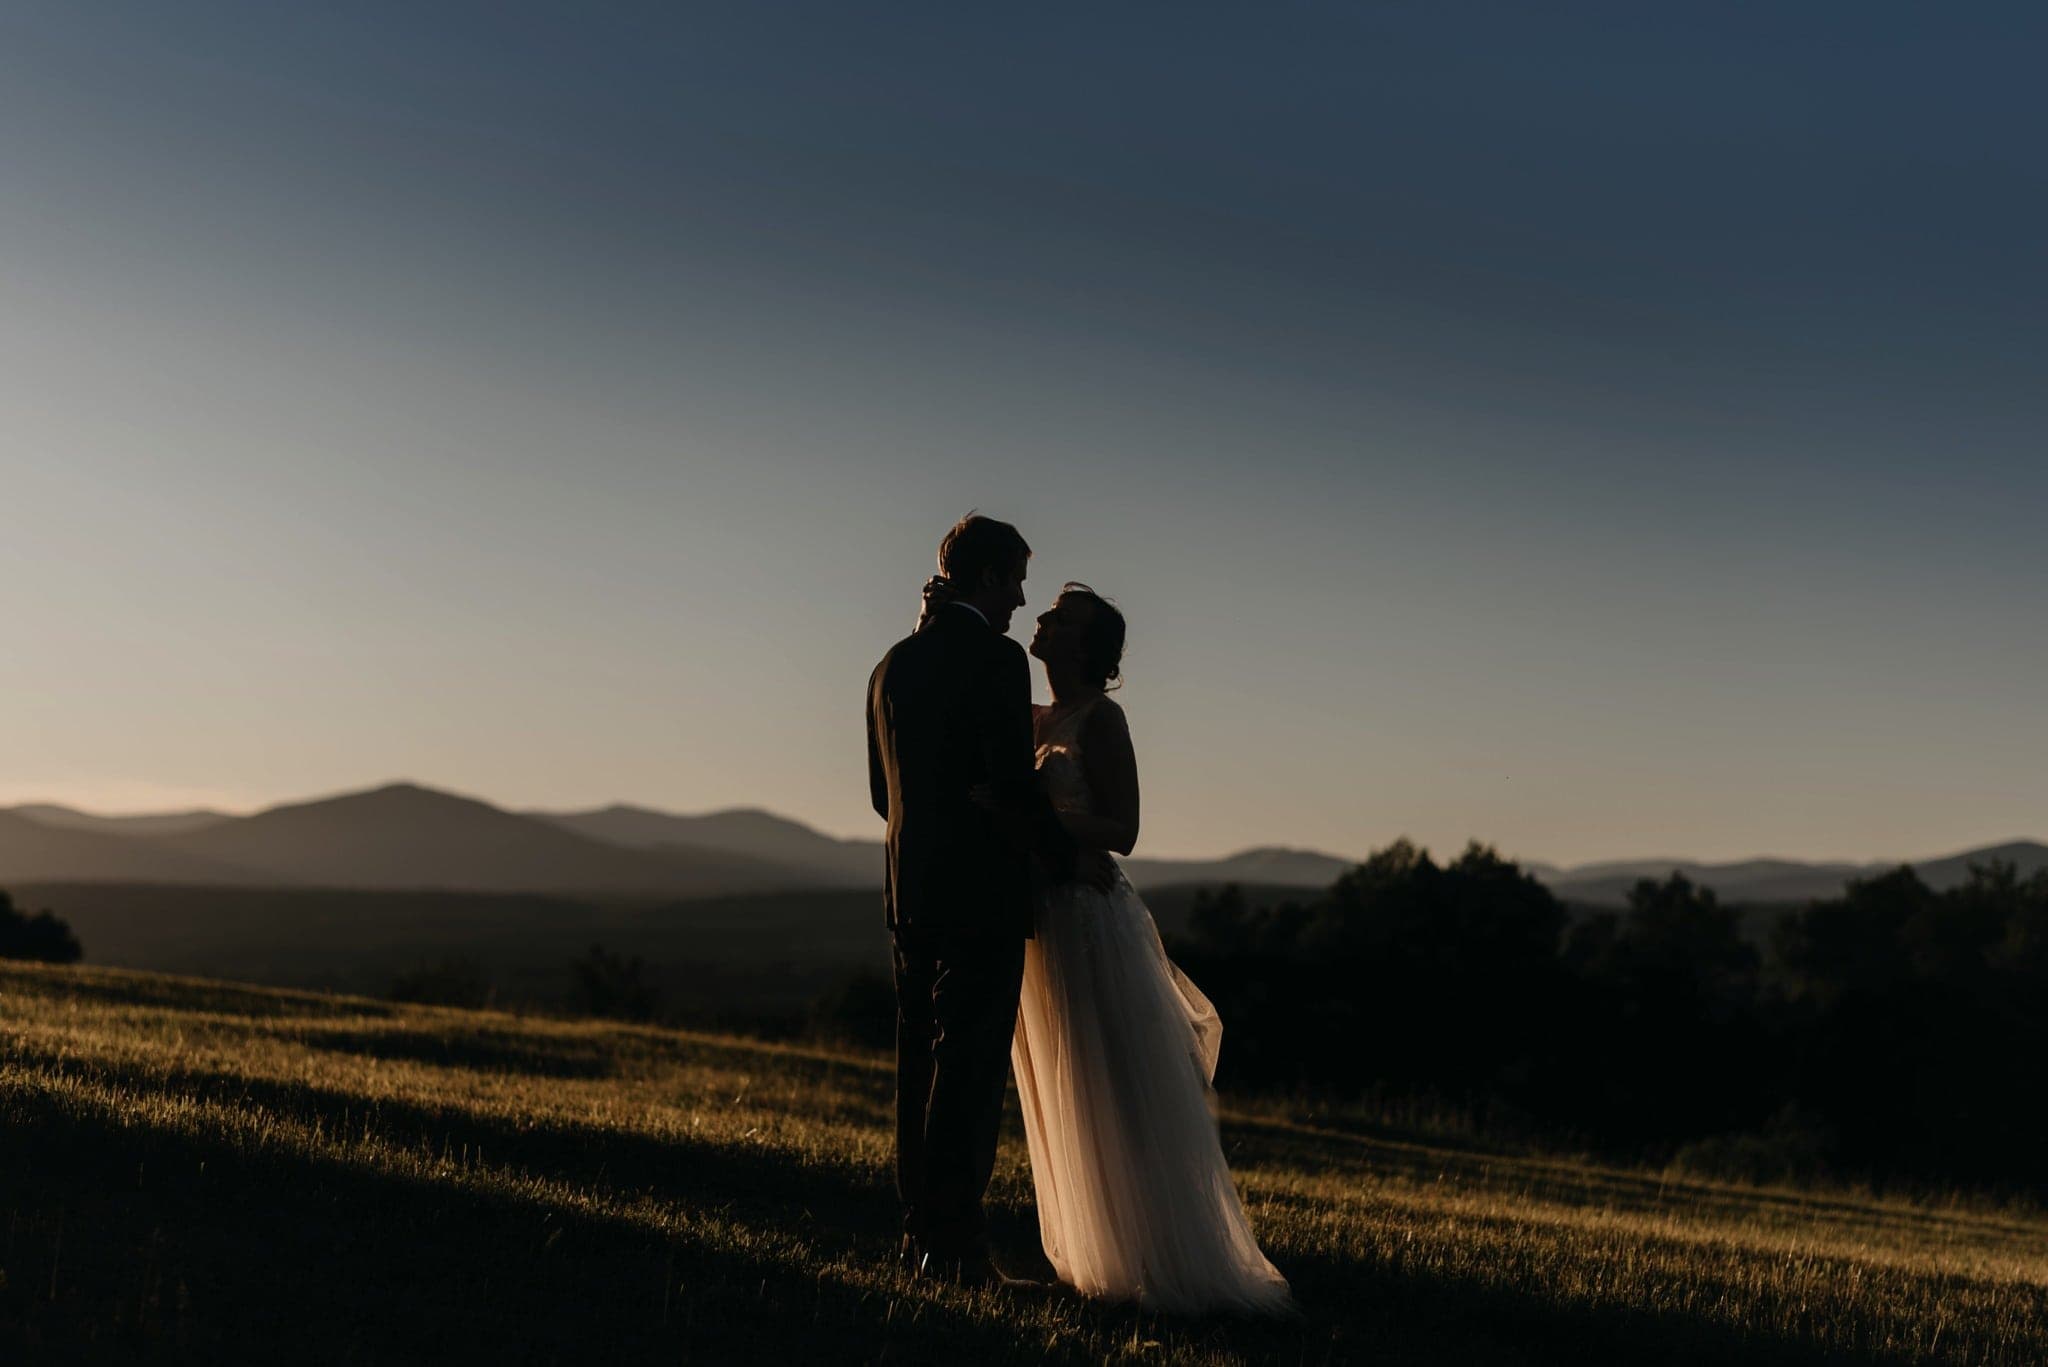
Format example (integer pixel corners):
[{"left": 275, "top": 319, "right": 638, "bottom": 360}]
[{"left": 1059, "top": 582, "right": 1126, "bottom": 691}]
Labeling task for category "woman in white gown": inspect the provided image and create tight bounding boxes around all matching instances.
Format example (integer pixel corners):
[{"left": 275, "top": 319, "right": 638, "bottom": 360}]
[{"left": 1002, "top": 583, "right": 1293, "bottom": 1317}]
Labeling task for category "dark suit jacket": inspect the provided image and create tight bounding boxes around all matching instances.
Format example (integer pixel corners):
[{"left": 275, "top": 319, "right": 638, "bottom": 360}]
[{"left": 867, "top": 605, "right": 1077, "bottom": 939}]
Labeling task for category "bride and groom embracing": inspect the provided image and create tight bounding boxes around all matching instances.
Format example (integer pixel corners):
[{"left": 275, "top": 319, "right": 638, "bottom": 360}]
[{"left": 866, "top": 513, "right": 1293, "bottom": 1316}]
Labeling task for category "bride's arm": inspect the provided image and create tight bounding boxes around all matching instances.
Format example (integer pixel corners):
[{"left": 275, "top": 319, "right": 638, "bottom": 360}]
[{"left": 1065, "top": 700, "right": 1140, "bottom": 856}]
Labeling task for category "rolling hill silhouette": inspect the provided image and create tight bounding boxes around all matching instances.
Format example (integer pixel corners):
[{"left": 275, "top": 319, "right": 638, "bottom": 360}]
[
  {"left": 530, "top": 807, "right": 1360, "bottom": 893},
  {"left": 1542, "top": 843, "right": 2048, "bottom": 905},
  {"left": 535, "top": 804, "right": 884, "bottom": 884},
  {"left": 149, "top": 783, "right": 822, "bottom": 896},
  {"left": 1882, "top": 839, "right": 2048, "bottom": 893},
  {"left": 0, "top": 810, "right": 257, "bottom": 885},
  {"left": 1121, "top": 846, "right": 1360, "bottom": 890},
  {"left": 7, "top": 804, "right": 233, "bottom": 838},
  {"left": 5, "top": 788, "right": 2042, "bottom": 907}
]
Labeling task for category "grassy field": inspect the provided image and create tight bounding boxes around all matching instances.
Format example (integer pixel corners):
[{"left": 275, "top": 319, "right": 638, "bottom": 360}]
[
  {"left": 10, "top": 880, "right": 1275, "bottom": 1016},
  {"left": 2, "top": 962, "right": 2043, "bottom": 1365}
]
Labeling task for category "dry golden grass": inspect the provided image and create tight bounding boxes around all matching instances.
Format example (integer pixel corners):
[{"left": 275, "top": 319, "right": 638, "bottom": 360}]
[{"left": 2, "top": 960, "right": 2042, "bottom": 1364}]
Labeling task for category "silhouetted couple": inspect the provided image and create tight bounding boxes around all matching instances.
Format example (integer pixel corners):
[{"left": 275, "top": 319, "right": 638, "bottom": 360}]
[{"left": 866, "top": 513, "right": 1291, "bottom": 1315}]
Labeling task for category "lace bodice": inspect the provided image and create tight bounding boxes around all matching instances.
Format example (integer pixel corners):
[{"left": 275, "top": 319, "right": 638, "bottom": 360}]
[{"left": 1034, "top": 700, "right": 1097, "bottom": 815}]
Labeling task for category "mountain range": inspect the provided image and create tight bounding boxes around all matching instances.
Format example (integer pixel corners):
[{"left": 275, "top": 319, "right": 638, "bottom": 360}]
[{"left": 2, "top": 785, "right": 2043, "bottom": 906}]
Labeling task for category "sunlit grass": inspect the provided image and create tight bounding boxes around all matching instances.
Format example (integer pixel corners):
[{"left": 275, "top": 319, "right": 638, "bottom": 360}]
[{"left": 2, "top": 960, "right": 2042, "bottom": 1364}]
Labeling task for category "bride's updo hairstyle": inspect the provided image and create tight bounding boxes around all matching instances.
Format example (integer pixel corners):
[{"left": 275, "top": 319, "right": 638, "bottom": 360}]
[{"left": 1058, "top": 582, "right": 1127, "bottom": 691}]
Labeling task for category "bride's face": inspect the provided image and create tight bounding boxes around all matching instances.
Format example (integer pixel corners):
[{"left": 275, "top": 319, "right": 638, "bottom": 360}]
[{"left": 1028, "top": 594, "right": 1089, "bottom": 668}]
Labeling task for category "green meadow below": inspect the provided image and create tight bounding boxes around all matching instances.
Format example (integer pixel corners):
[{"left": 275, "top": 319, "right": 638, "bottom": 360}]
[{"left": 2, "top": 962, "right": 2043, "bottom": 1365}]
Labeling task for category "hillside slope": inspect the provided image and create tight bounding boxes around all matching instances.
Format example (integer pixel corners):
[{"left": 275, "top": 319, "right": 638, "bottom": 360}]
[
  {"left": 4, "top": 804, "right": 234, "bottom": 838},
  {"left": 15, "top": 791, "right": 2043, "bottom": 911},
  {"left": 0, "top": 811, "right": 258, "bottom": 885},
  {"left": 161, "top": 784, "right": 822, "bottom": 896},
  {"left": 536, "top": 805, "right": 885, "bottom": 884},
  {"left": 3, "top": 963, "right": 2042, "bottom": 1366}
]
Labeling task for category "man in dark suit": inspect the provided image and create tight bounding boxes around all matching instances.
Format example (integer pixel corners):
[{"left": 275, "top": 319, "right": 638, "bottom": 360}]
[{"left": 866, "top": 512, "right": 1081, "bottom": 1287}]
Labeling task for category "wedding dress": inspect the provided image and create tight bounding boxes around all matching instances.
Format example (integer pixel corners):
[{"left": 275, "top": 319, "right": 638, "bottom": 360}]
[{"left": 1009, "top": 701, "right": 1293, "bottom": 1316}]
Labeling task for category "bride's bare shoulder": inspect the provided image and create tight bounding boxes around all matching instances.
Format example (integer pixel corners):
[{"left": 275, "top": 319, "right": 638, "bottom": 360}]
[{"left": 1080, "top": 695, "right": 1132, "bottom": 740}]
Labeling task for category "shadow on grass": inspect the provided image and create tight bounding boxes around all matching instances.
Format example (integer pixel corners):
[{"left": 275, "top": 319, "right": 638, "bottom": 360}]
[
  {"left": 0, "top": 1071, "right": 1040, "bottom": 1366},
  {"left": 1229, "top": 1115, "right": 2048, "bottom": 1247},
  {"left": 0, "top": 1047, "right": 1956, "bottom": 1367},
  {"left": 287, "top": 1026, "right": 621, "bottom": 1080}
]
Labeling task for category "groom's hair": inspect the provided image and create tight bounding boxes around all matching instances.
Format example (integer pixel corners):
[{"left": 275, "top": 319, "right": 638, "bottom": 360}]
[{"left": 938, "top": 512, "right": 1031, "bottom": 589}]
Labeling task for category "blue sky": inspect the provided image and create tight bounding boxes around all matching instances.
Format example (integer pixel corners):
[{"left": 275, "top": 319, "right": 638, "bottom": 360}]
[{"left": 2, "top": 3, "right": 2043, "bottom": 863}]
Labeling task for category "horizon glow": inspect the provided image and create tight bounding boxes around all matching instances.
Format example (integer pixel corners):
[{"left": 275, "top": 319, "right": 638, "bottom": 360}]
[{"left": 3, "top": 3, "right": 2044, "bottom": 866}]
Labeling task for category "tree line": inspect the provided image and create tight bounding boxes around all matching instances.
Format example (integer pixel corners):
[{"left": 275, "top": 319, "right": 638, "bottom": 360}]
[{"left": 1167, "top": 840, "right": 2048, "bottom": 1191}]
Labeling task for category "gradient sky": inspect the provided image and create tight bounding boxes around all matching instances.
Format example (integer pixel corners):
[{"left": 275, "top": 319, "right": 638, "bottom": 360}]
[{"left": 2, "top": 3, "right": 2043, "bottom": 865}]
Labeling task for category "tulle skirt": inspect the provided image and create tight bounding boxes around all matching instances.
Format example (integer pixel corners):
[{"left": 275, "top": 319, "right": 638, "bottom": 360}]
[{"left": 1010, "top": 870, "right": 1293, "bottom": 1316}]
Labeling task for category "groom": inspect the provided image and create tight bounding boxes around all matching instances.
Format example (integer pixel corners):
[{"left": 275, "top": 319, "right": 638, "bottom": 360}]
[{"left": 866, "top": 512, "right": 1082, "bottom": 1287}]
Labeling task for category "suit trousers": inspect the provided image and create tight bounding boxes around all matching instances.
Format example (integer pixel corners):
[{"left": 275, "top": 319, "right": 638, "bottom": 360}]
[{"left": 890, "top": 926, "right": 1026, "bottom": 1256}]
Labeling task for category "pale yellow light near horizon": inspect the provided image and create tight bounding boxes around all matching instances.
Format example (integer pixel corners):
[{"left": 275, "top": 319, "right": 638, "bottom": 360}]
[{"left": 1, "top": 5, "right": 2044, "bottom": 870}]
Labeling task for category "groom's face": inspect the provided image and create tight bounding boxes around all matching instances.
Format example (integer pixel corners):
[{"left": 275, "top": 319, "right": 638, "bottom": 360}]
[{"left": 986, "top": 558, "right": 1028, "bottom": 633}]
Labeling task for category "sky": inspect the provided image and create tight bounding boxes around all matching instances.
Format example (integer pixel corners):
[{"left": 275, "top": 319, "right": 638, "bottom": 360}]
[{"left": 1, "top": 2, "right": 2043, "bottom": 865}]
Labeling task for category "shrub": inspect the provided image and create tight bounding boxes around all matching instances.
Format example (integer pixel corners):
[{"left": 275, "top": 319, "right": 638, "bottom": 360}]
[{"left": 0, "top": 890, "right": 82, "bottom": 963}]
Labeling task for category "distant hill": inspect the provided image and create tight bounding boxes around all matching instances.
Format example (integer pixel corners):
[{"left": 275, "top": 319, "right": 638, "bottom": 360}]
[
  {"left": 1547, "top": 841, "right": 2048, "bottom": 907},
  {"left": 1547, "top": 858, "right": 1865, "bottom": 907},
  {"left": 6, "top": 804, "right": 234, "bottom": 838},
  {"left": 1876, "top": 839, "right": 2048, "bottom": 894},
  {"left": 5, "top": 783, "right": 2041, "bottom": 910},
  {"left": 151, "top": 783, "right": 825, "bottom": 897},
  {"left": 0, "top": 810, "right": 258, "bottom": 884},
  {"left": 1123, "top": 846, "right": 1359, "bottom": 891},
  {"left": 534, "top": 805, "right": 884, "bottom": 885},
  {"left": 535, "top": 808, "right": 1363, "bottom": 894}
]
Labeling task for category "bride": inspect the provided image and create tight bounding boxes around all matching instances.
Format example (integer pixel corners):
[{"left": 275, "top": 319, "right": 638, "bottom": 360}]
[{"left": 993, "top": 582, "right": 1293, "bottom": 1316}]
